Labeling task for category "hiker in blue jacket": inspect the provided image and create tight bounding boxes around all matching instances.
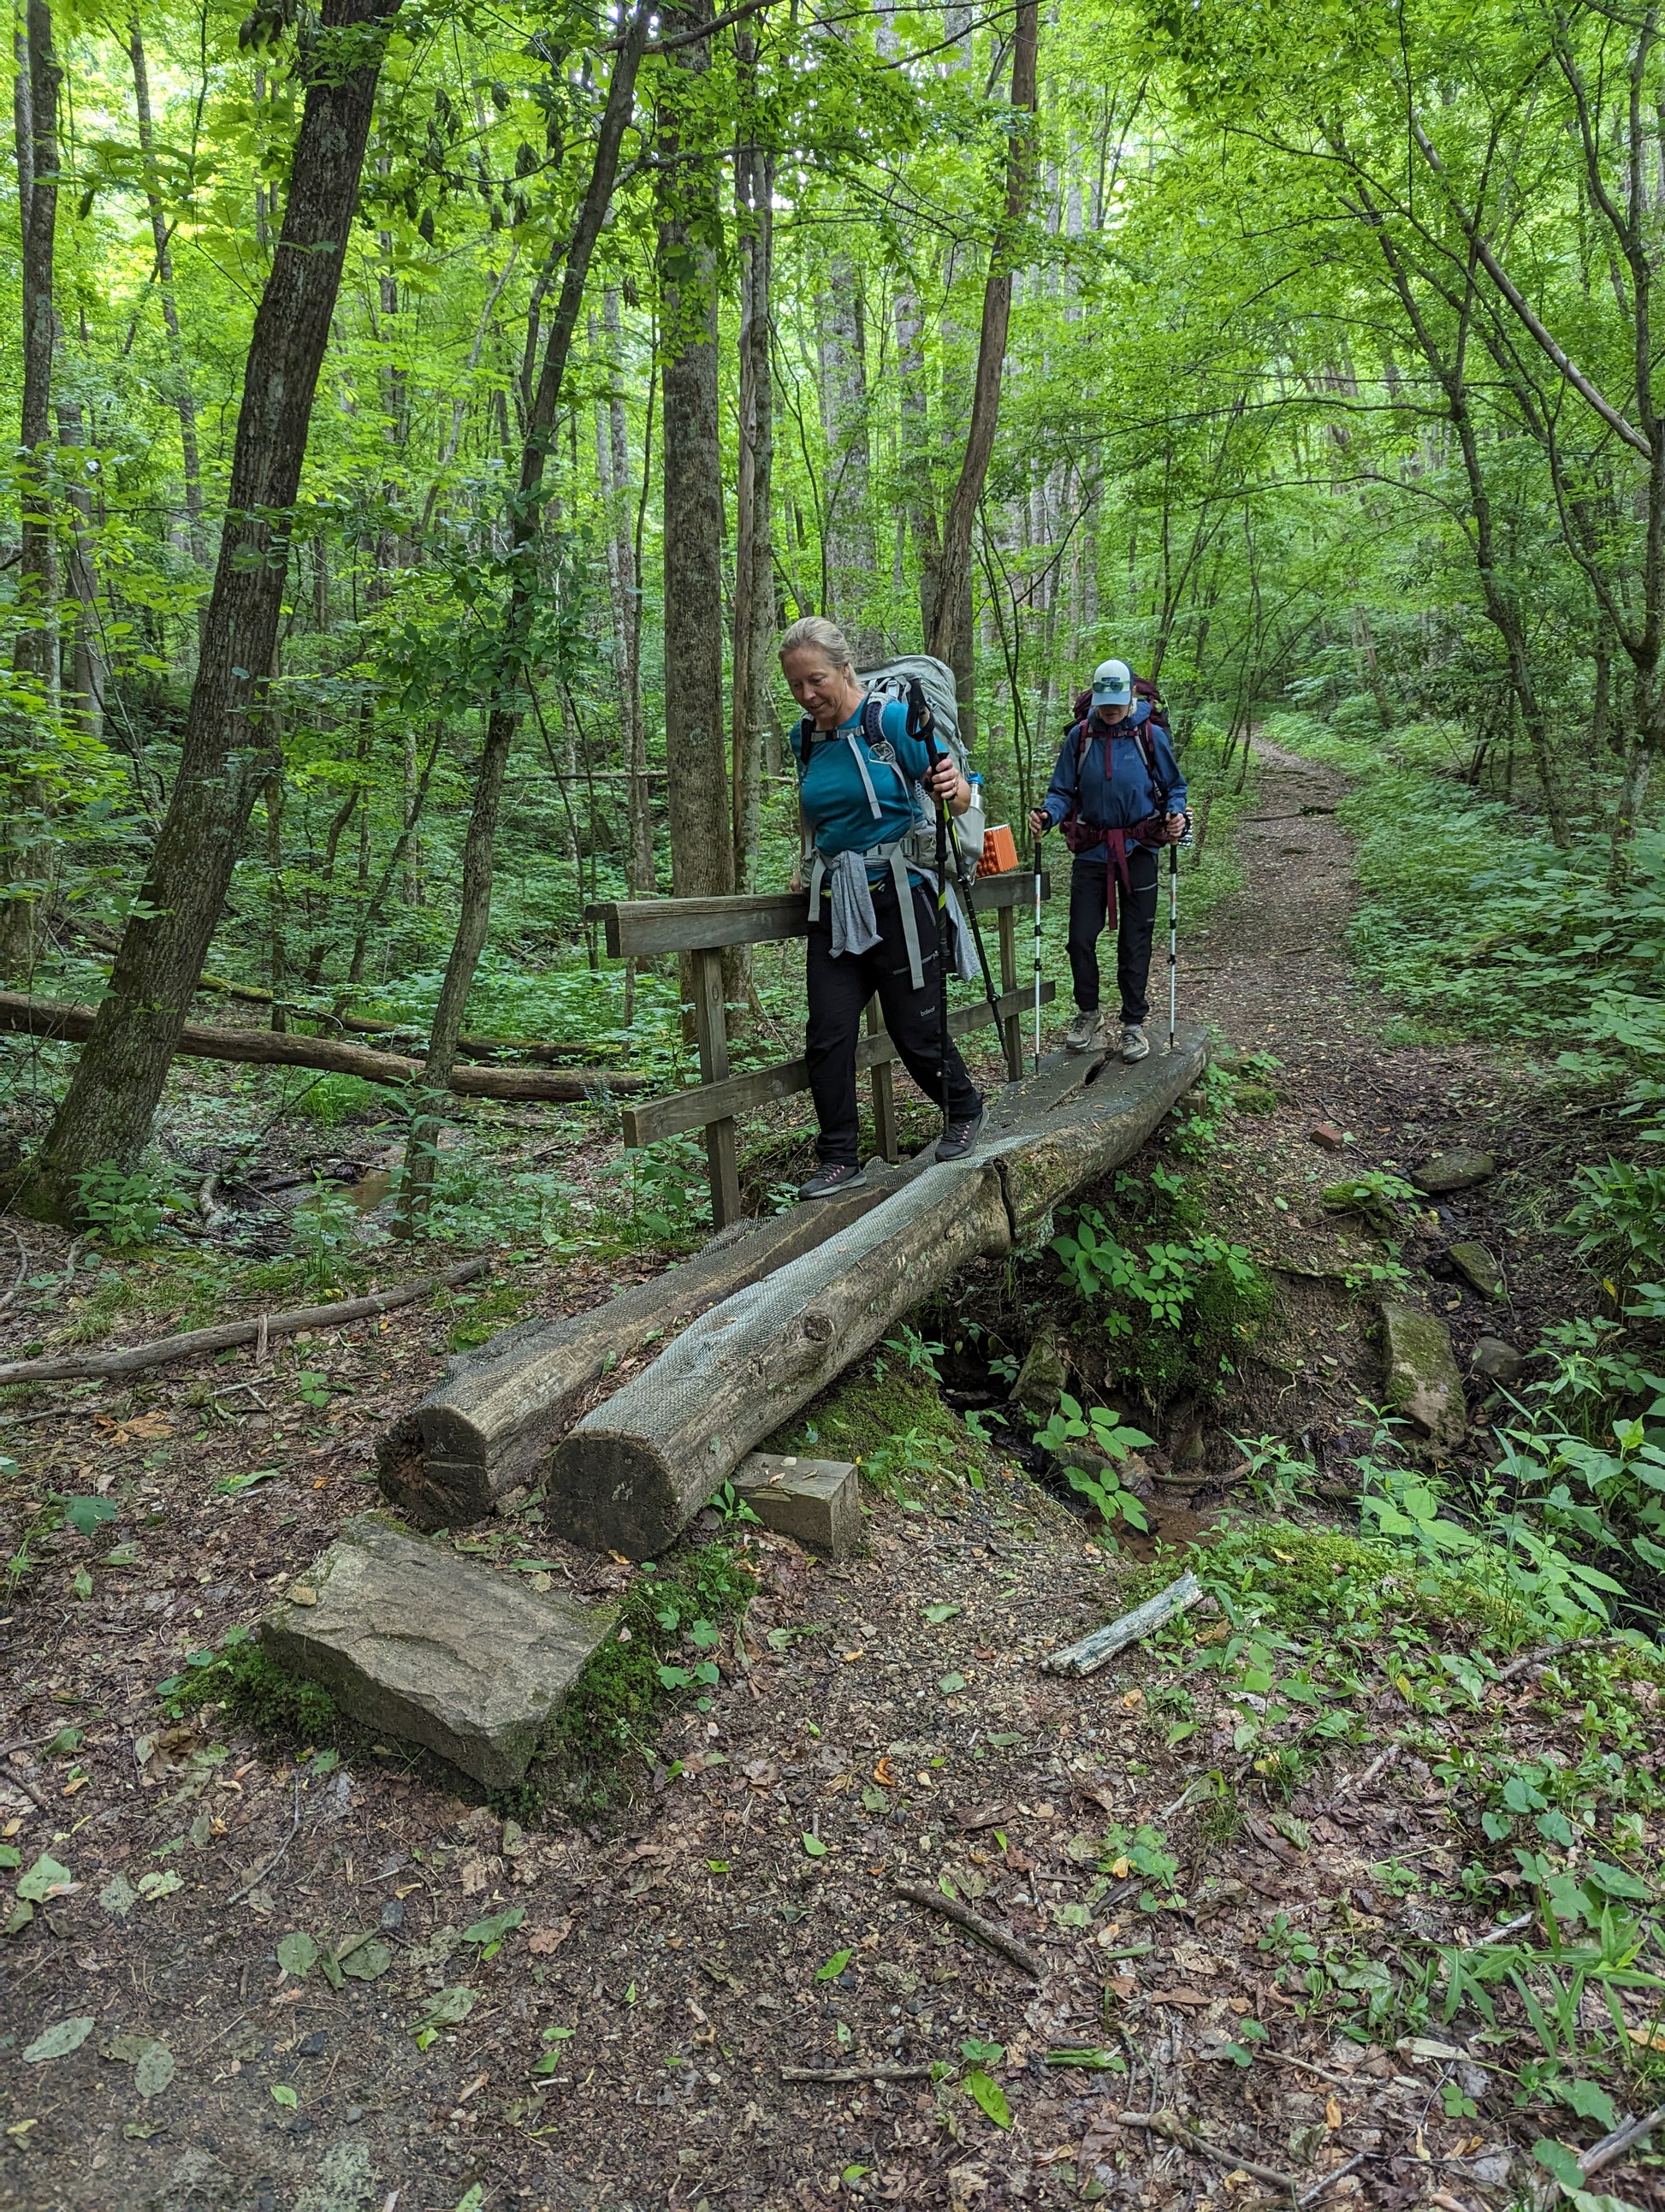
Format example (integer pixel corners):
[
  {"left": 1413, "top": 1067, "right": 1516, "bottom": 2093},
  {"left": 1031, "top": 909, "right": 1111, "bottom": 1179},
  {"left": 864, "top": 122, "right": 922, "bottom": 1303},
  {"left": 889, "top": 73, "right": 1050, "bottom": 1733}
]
[
  {"left": 781, "top": 614, "right": 985, "bottom": 1201},
  {"left": 1028, "top": 658, "right": 1187, "bottom": 1062}
]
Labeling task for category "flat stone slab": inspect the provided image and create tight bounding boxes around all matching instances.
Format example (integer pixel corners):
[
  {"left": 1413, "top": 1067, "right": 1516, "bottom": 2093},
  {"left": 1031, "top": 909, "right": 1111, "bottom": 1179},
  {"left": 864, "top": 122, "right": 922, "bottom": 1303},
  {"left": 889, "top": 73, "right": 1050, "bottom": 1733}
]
[
  {"left": 258, "top": 1514, "right": 614, "bottom": 1788},
  {"left": 1447, "top": 1241, "right": 1502, "bottom": 1299},
  {"left": 1381, "top": 1302, "right": 1467, "bottom": 1450},
  {"left": 732, "top": 1453, "right": 860, "bottom": 1557},
  {"left": 1413, "top": 1148, "right": 1496, "bottom": 1195}
]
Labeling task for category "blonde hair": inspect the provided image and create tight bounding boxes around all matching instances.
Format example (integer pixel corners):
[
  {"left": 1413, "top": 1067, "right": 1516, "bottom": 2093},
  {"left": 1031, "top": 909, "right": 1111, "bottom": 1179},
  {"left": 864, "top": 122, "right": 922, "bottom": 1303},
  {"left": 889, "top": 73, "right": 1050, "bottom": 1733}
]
[{"left": 778, "top": 614, "right": 855, "bottom": 670}]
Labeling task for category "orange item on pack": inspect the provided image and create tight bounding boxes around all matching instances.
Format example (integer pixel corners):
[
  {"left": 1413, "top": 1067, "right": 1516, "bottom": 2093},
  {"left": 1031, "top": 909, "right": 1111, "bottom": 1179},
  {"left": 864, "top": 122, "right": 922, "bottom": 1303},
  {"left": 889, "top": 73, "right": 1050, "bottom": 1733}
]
[{"left": 978, "top": 823, "right": 1019, "bottom": 876}]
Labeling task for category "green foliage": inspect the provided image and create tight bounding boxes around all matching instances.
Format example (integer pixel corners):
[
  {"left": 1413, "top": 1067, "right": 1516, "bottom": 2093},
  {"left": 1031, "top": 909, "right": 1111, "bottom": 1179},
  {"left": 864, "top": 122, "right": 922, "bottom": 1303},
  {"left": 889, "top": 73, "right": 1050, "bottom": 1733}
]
[
  {"left": 1052, "top": 1202, "right": 1272, "bottom": 1403},
  {"left": 542, "top": 1543, "right": 755, "bottom": 1814},
  {"left": 74, "top": 1159, "right": 192, "bottom": 1247},
  {"left": 157, "top": 1626, "right": 339, "bottom": 1742},
  {"left": 1034, "top": 1393, "right": 1155, "bottom": 1533}
]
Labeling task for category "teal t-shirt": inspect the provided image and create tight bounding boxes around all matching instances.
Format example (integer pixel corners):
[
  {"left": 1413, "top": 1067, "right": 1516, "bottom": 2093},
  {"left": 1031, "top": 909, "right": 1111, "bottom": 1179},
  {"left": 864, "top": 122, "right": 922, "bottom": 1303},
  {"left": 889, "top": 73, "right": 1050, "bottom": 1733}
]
[{"left": 791, "top": 699, "right": 934, "bottom": 862}]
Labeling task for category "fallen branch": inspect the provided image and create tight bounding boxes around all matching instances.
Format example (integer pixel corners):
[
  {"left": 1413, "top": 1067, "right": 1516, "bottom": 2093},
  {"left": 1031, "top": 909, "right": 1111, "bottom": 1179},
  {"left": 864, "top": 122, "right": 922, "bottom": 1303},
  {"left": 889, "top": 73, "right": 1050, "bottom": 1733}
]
[
  {"left": 780, "top": 2063, "right": 934, "bottom": 2084},
  {"left": 0, "top": 1258, "right": 489, "bottom": 1388},
  {"left": 893, "top": 1881, "right": 1045, "bottom": 1979},
  {"left": 1476, "top": 1911, "right": 1534, "bottom": 1948},
  {"left": 1301, "top": 2151, "right": 1369, "bottom": 2205},
  {"left": 1582, "top": 2105, "right": 1665, "bottom": 2181},
  {"left": 2, "top": 1760, "right": 53, "bottom": 1816},
  {"left": 1042, "top": 1570, "right": 1205, "bottom": 1677},
  {"left": 0, "top": 991, "right": 646, "bottom": 1100},
  {"left": 226, "top": 1780, "right": 302, "bottom": 1907},
  {"left": 1118, "top": 2111, "right": 1298, "bottom": 2194}
]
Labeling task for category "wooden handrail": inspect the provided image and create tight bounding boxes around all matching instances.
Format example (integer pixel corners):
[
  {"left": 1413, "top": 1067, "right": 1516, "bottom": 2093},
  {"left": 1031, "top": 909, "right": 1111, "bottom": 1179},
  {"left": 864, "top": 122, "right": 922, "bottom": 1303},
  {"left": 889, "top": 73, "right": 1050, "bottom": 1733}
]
[
  {"left": 622, "top": 981, "right": 1056, "bottom": 1148},
  {"left": 588, "top": 868, "right": 1047, "bottom": 958}
]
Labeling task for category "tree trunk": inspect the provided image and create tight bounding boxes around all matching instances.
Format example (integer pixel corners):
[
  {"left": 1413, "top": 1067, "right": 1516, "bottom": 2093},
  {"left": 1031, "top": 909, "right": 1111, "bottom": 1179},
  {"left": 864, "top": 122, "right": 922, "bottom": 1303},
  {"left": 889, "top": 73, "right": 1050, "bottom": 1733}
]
[
  {"left": 3, "top": 0, "right": 62, "bottom": 981},
  {"left": 816, "top": 256, "right": 880, "bottom": 661},
  {"left": 55, "top": 393, "right": 105, "bottom": 745},
  {"left": 731, "top": 80, "right": 775, "bottom": 893},
  {"left": 658, "top": 0, "right": 732, "bottom": 916},
  {"left": 18, "top": 0, "right": 405, "bottom": 1219},
  {"left": 600, "top": 289, "right": 654, "bottom": 896},
  {"left": 129, "top": 20, "right": 206, "bottom": 566},
  {"left": 923, "top": 0, "right": 1039, "bottom": 738},
  {"left": 396, "top": 4, "right": 653, "bottom": 1221}
]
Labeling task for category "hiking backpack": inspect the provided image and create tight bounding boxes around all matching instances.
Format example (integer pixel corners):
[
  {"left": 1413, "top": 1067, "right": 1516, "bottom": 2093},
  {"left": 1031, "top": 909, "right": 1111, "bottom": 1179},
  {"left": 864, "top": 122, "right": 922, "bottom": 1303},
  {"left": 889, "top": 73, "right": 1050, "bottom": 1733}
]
[{"left": 797, "top": 652, "right": 986, "bottom": 868}]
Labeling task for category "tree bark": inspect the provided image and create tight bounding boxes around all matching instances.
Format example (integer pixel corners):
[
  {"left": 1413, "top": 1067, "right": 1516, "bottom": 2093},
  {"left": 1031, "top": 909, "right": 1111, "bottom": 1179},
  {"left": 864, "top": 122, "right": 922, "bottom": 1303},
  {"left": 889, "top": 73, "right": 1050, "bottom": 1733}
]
[
  {"left": 129, "top": 20, "right": 206, "bottom": 566},
  {"left": 659, "top": 0, "right": 732, "bottom": 914},
  {"left": 816, "top": 256, "right": 880, "bottom": 661},
  {"left": 923, "top": 0, "right": 1039, "bottom": 735},
  {"left": 731, "top": 76, "right": 775, "bottom": 891},
  {"left": 17, "top": 0, "right": 404, "bottom": 1218},
  {"left": 600, "top": 288, "right": 655, "bottom": 896},
  {"left": 3, "top": 0, "right": 62, "bottom": 981}
]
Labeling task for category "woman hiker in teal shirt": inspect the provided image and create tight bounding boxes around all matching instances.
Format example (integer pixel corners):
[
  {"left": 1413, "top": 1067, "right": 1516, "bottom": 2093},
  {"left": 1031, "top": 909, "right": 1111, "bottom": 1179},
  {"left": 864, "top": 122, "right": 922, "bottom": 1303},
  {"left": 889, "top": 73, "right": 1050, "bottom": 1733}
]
[{"left": 779, "top": 615, "right": 985, "bottom": 1201}]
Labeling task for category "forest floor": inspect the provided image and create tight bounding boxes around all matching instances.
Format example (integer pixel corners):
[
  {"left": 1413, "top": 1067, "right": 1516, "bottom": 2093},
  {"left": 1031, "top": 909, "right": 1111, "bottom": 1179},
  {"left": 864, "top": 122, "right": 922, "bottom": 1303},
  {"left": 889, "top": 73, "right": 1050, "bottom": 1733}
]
[{"left": 1, "top": 742, "right": 1662, "bottom": 2212}]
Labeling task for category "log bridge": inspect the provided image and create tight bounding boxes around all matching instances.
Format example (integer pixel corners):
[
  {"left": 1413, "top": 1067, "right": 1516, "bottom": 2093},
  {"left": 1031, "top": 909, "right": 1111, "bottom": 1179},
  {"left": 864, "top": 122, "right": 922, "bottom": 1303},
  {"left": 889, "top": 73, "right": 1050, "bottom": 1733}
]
[{"left": 376, "top": 882, "right": 1209, "bottom": 1562}]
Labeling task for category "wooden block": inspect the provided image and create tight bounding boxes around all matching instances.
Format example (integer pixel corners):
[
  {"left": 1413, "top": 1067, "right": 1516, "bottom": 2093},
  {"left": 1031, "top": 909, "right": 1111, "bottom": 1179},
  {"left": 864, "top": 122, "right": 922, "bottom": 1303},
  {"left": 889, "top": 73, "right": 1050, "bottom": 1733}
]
[{"left": 732, "top": 1452, "right": 860, "bottom": 1558}]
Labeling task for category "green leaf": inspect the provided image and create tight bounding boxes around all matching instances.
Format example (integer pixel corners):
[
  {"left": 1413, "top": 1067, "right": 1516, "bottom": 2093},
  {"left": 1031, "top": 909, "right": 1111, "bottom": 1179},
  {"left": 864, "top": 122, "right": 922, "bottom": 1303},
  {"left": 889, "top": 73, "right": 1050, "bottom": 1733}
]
[
  {"left": 453, "top": 2188, "right": 486, "bottom": 2212},
  {"left": 276, "top": 1930, "right": 318, "bottom": 1978},
  {"left": 938, "top": 1672, "right": 966, "bottom": 1695},
  {"left": 924, "top": 1602, "right": 962, "bottom": 1623},
  {"left": 17, "top": 1853, "right": 73, "bottom": 1903},
  {"left": 133, "top": 2041, "right": 175, "bottom": 2098},
  {"left": 802, "top": 1833, "right": 827, "bottom": 1858},
  {"left": 99, "top": 1872, "right": 139, "bottom": 1919},
  {"left": 1563, "top": 2081, "right": 1619, "bottom": 2130},
  {"left": 412, "top": 1986, "right": 475, "bottom": 2033},
  {"left": 463, "top": 1907, "right": 525, "bottom": 1947},
  {"left": 963, "top": 2067, "right": 1012, "bottom": 2130},
  {"left": 23, "top": 2015, "right": 95, "bottom": 2062},
  {"left": 270, "top": 2083, "right": 298, "bottom": 2109},
  {"left": 62, "top": 1496, "right": 117, "bottom": 1537},
  {"left": 137, "top": 1871, "right": 181, "bottom": 1901},
  {"left": 0, "top": 1845, "right": 17, "bottom": 1871},
  {"left": 1534, "top": 2140, "right": 1588, "bottom": 2194},
  {"left": 336, "top": 1934, "right": 392, "bottom": 1981},
  {"left": 817, "top": 1949, "right": 854, "bottom": 1981}
]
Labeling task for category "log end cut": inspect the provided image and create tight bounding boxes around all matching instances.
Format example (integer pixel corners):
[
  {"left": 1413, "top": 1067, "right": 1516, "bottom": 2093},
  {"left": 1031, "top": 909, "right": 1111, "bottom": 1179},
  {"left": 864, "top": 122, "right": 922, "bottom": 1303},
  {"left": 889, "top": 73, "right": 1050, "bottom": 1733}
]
[
  {"left": 545, "top": 1430, "right": 685, "bottom": 1560},
  {"left": 376, "top": 1410, "right": 495, "bottom": 1532}
]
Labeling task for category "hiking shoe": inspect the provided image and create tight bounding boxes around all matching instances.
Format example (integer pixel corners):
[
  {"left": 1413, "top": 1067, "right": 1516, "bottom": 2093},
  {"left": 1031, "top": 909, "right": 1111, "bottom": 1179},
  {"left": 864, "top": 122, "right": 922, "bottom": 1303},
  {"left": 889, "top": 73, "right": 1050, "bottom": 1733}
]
[
  {"left": 797, "top": 1161, "right": 867, "bottom": 1201},
  {"left": 1064, "top": 1009, "right": 1105, "bottom": 1054},
  {"left": 1120, "top": 1023, "right": 1151, "bottom": 1063},
  {"left": 935, "top": 1108, "right": 985, "bottom": 1163}
]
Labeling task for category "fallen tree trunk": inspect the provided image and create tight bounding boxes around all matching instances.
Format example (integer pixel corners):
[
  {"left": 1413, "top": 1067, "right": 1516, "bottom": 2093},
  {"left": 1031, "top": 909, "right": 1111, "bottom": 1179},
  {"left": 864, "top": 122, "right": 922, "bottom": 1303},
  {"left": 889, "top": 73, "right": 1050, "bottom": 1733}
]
[
  {"left": 375, "top": 1152, "right": 938, "bottom": 1527},
  {"left": 545, "top": 1025, "right": 1207, "bottom": 1557},
  {"left": 548, "top": 1158, "right": 1014, "bottom": 1555},
  {"left": 0, "top": 993, "right": 646, "bottom": 1100},
  {"left": 0, "top": 1258, "right": 488, "bottom": 1387}
]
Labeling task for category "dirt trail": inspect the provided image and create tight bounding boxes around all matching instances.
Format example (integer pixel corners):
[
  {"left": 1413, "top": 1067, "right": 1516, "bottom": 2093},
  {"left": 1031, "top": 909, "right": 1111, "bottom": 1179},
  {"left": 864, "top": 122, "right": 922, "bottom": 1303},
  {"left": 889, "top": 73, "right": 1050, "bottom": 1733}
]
[{"left": 0, "top": 743, "right": 1650, "bottom": 2212}]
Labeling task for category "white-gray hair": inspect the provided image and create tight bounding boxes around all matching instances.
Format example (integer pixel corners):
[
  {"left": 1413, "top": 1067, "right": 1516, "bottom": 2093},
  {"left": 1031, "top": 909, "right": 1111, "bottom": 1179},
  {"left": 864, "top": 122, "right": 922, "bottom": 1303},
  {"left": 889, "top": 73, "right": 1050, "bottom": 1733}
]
[{"left": 778, "top": 614, "right": 855, "bottom": 669}]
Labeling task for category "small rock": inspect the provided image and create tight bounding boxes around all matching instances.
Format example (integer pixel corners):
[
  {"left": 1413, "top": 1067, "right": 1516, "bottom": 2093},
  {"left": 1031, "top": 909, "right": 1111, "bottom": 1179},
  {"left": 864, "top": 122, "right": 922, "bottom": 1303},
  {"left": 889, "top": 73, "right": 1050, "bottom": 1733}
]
[
  {"left": 1381, "top": 1302, "right": 1467, "bottom": 1450},
  {"left": 296, "top": 2030, "right": 326, "bottom": 2057},
  {"left": 1011, "top": 1334, "right": 1069, "bottom": 1414},
  {"left": 379, "top": 1898, "right": 405, "bottom": 1930},
  {"left": 1412, "top": 1147, "right": 1496, "bottom": 1195},
  {"left": 1309, "top": 1123, "right": 1348, "bottom": 1151},
  {"left": 1447, "top": 1241, "right": 1502, "bottom": 1299},
  {"left": 1471, "top": 1337, "right": 1524, "bottom": 1387},
  {"left": 343, "top": 2105, "right": 364, "bottom": 2125}
]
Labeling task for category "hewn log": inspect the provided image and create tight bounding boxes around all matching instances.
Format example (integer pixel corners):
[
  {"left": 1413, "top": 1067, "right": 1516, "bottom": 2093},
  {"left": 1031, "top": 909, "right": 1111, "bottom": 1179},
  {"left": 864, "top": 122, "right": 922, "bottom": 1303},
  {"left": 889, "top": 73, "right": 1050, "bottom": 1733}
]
[
  {"left": 547, "top": 1158, "right": 1013, "bottom": 1556},
  {"left": 375, "top": 1155, "right": 934, "bottom": 1528},
  {"left": 544, "top": 1026, "right": 1208, "bottom": 1557},
  {"left": 0, "top": 993, "right": 645, "bottom": 1100},
  {"left": 0, "top": 1259, "right": 488, "bottom": 1388}
]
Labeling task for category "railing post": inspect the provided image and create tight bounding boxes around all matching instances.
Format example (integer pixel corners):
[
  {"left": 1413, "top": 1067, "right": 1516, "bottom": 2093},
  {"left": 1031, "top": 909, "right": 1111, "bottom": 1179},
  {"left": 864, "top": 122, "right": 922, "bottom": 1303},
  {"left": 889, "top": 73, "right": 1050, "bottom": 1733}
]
[
  {"left": 692, "top": 946, "right": 743, "bottom": 1228},
  {"left": 866, "top": 996, "right": 898, "bottom": 1163},
  {"left": 996, "top": 905, "right": 1023, "bottom": 1081}
]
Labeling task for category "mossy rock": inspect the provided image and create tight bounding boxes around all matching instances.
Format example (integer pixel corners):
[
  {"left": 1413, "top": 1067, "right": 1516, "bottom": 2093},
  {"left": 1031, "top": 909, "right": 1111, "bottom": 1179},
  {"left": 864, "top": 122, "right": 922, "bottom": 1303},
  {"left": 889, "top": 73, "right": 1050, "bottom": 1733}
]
[{"left": 1231, "top": 1082, "right": 1278, "bottom": 1116}]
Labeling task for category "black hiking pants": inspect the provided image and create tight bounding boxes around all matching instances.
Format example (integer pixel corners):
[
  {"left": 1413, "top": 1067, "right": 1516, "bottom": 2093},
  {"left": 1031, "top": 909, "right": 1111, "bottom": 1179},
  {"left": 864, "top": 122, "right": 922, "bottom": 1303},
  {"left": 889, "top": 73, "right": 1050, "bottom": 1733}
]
[
  {"left": 1068, "top": 848, "right": 1159, "bottom": 1026},
  {"left": 805, "top": 872, "right": 982, "bottom": 1166}
]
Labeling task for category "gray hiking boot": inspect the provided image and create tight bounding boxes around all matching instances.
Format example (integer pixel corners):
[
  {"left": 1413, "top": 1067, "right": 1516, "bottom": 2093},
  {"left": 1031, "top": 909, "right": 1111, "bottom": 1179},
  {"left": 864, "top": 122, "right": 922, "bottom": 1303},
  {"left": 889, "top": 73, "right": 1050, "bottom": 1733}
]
[
  {"left": 1120, "top": 1023, "right": 1151, "bottom": 1063},
  {"left": 935, "top": 1107, "right": 985, "bottom": 1163},
  {"left": 798, "top": 1161, "right": 866, "bottom": 1201},
  {"left": 1064, "top": 1008, "right": 1105, "bottom": 1054}
]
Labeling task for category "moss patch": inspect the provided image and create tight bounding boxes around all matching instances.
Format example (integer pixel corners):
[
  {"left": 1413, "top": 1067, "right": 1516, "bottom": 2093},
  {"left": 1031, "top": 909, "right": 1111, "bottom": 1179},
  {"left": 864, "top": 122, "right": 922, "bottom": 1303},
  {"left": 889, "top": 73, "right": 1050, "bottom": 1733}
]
[
  {"left": 159, "top": 1626, "right": 340, "bottom": 1742},
  {"left": 761, "top": 1343, "right": 1004, "bottom": 1501},
  {"left": 541, "top": 1539, "right": 758, "bottom": 1816}
]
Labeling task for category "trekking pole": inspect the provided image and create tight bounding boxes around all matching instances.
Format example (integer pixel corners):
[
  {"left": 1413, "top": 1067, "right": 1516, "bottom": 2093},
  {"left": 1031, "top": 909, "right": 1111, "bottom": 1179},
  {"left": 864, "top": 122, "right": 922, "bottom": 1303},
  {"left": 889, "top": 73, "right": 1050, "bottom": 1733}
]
[
  {"left": 1167, "top": 839, "right": 1178, "bottom": 1053},
  {"left": 909, "top": 681, "right": 953, "bottom": 1138},
  {"left": 1032, "top": 835, "right": 1044, "bottom": 1073}
]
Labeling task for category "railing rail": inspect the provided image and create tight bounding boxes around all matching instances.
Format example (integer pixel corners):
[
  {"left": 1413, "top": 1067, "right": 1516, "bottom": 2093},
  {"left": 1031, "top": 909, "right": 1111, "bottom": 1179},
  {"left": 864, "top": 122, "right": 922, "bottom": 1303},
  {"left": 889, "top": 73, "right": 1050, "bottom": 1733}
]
[{"left": 587, "top": 869, "right": 1052, "bottom": 1226}]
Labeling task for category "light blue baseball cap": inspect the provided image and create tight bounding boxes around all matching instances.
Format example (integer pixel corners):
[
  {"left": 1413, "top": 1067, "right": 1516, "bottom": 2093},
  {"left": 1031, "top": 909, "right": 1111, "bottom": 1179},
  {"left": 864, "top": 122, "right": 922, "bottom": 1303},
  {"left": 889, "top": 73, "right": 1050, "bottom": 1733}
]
[{"left": 1091, "top": 658, "right": 1133, "bottom": 705}]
